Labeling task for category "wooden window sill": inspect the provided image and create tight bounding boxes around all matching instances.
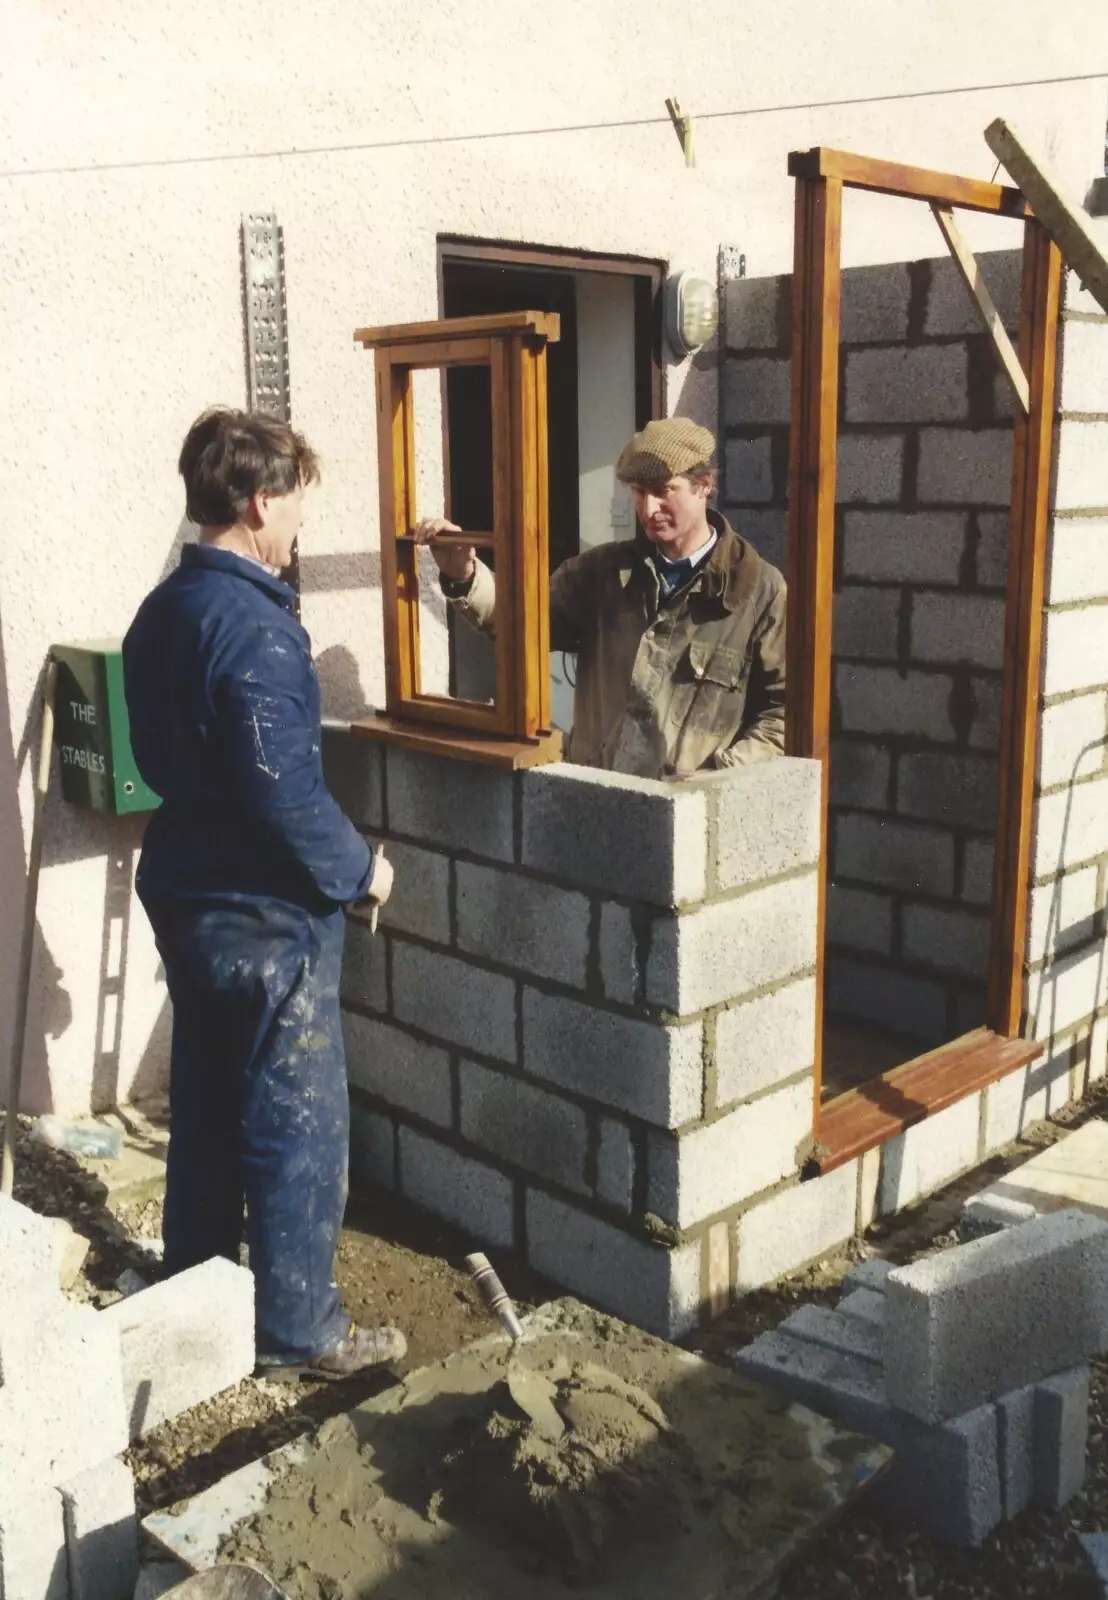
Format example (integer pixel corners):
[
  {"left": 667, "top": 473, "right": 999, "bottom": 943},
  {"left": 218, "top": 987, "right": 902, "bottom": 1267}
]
[
  {"left": 351, "top": 713, "right": 563, "bottom": 770},
  {"left": 809, "top": 1027, "right": 1045, "bottom": 1177}
]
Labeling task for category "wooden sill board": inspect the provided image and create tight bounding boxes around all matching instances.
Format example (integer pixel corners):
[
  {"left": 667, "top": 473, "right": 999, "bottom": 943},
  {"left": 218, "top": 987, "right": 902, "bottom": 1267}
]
[
  {"left": 811, "top": 1027, "right": 1045, "bottom": 1176},
  {"left": 350, "top": 713, "right": 563, "bottom": 770}
]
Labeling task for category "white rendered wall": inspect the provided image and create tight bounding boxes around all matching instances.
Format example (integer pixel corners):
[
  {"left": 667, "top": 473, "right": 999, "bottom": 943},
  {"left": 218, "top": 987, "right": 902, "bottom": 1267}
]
[{"left": 1, "top": 0, "right": 1104, "bottom": 1111}]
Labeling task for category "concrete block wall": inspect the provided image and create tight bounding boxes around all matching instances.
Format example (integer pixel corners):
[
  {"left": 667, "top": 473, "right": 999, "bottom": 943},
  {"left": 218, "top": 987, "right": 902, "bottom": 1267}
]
[
  {"left": 724, "top": 251, "right": 1021, "bottom": 1050},
  {"left": 1023, "top": 272, "right": 1108, "bottom": 1118},
  {"left": 328, "top": 736, "right": 896, "bottom": 1333}
]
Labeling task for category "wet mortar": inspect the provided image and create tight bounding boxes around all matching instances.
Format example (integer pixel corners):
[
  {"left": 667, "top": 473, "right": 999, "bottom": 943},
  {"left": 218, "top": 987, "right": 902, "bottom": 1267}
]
[{"left": 216, "top": 1300, "right": 883, "bottom": 1600}]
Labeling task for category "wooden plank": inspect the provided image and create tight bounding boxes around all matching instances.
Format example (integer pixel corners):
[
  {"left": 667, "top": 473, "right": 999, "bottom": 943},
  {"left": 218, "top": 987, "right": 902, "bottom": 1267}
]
[
  {"left": 786, "top": 173, "right": 842, "bottom": 1117},
  {"left": 490, "top": 336, "right": 517, "bottom": 735},
  {"left": 813, "top": 1030, "right": 1045, "bottom": 1175},
  {"left": 378, "top": 338, "right": 493, "bottom": 371},
  {"left": 440, "top": 238, "right": 664, "bottom": 280},
  {"left": 514, "top": 337, "right": 542, "bottom": 738},
  {"left": 395, "top": 532, "right": 496, "bottom": 548},
  {"left": 374, "top": 354, "right": 405, "bottom": 714},
  {"left": 533, "top": 338, "right": 552, "bottom": 731},
  {"left": 401, "top": 693, "right": 504, "bottom": 732},
  {"left": 349, "top": 714, "right": 563, "bottom": 770},
  {"left": 788, "top": 146, "right": 1028, "bottom": 217},
  {"left": 705, "top": 1222, "right": 731, "bottom": 1323},
  {"left": 988, "top": 220, "right": 1063, "bottom": 1036},
  {"left": 354, "top": 310, "right": 561, "bottom": 348},
  {"left": 931, "top": 204, "right": 1030, "bottom": 413},
  {"left": 986, "top": 119, "right": 1108, "bottom": 315}
]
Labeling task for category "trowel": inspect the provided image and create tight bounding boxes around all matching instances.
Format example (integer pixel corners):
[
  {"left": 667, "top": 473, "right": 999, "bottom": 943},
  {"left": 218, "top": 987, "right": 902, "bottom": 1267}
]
[
  {"left": 159, "top": 1564, "right": 285, "bottom": 1600},
  {"left": 464, "top": 1251, "right": 567, "bottom": 1440}
]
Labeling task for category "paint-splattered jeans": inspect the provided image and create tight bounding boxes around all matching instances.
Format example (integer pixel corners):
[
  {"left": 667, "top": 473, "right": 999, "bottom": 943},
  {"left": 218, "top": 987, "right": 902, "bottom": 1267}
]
[{"left": 147, "top": 894, "right": 351, "bottom": 1363}]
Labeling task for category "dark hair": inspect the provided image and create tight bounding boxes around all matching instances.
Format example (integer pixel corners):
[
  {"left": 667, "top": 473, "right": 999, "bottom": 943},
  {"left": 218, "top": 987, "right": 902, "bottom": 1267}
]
[{"left": 178, "top": 407, "right": 320, "bottom": 526}]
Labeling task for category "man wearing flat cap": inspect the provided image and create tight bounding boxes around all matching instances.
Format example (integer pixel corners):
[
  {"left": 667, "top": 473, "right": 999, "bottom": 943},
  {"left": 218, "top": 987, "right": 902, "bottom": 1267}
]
[{"left": 414, "top": 418, "right": 785, "bottom": 779}]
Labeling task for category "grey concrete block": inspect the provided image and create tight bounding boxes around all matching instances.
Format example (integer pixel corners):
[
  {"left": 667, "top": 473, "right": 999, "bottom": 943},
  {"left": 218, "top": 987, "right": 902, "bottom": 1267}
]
[
  {"left": 598, "top": 903, "right": 640, "bottom": 1005},
  {"left": 960, "top": 1193, "right": 1037, "bottom": 1239},
  {"left": 1047, "top": 517, "right": 1108, "bottom": 608},
  {"left": 0, "top": 1490, "right": 68, "bottom": 1600},
  {"left": 911, "top": 593, "right": 1006, "bottom": 669},
  {"left": 0, "top": 1304, "right": 128, "bottom": 1501},
  {"left": 843, "top": 1257, "right": 893, "bottom": 1295},
  {"left": 834, "top": 812, "right": 955, "bottom": 895},
  {"left": 733, "top": 1330, "right": 1002, "bottom": 1546},
  {"left": 780, "top": 1302, "right": 883, "bottom": 1364},
  {"left": 841, "top": 510, "right": 968, "bottom": 585},
  {"left": 1055, "top": 418, "right": 1108, "bottom": 513},
  {"left": 845, "top": 344, "right": 968, "bottom": 424},
  {"left": 596, "top": 1119, "right": 634, "bottom": 1211},
  {"left": 322, "top": 729, "right": 383, "bottom": 829},
  {"left": 836, "top": 664, "right": 955, "bottom": 743},
  {"left": 974, "top": 511, "right": 1009, "bottom": 588},
  {"left": 1033, "top": 768, "right": 1108, "bottom": 878},
  {"left": 878, "top": 1094, "right": 983, "bottom": 1214},
  {"left": 459, "top": 1060, "right": 588, "bottom": 1195},
  {"left": 0, "top": 1193, "right": 64, "bottom": 1297},
  {"left": 1027, "top": 866, "right": 1100, "bottom": 964},
  {"left": 724, "top": 436, "right": 774, "bottom": 503},
  {"left": 826, "top": 953, "right": 948, "bottom": 1046},
  {"left": 826, "top": 884, "right": 894, "bottom": 956},
  {"left": 59, "top": 1458, "right": 137, "bottom": 1600},
  {"left": 392, "top": 942, "right": 517, "bottom": 1062},
  {"left": 645, "top": 872, "right": 818, "bottom": 1015},
  {"left": 961, "top": 838, "right": 994, "bottom": 906},
  {"left": 734, "top": 1161, "right": 857, "bottom": 1291},
  {"left": 838, "top": 1288, "right": 886, "bottom": 1327},
  {"left": 927, "top": 250, "right": 1021, "bottom": 336},
  {"left": 341, "top": 918, "right": 388, "bottom": 1014},
  {"left": 996, "top": 1383, "right": 1035, "bottom": 1519},
  {"left": 375, "top": 840, "right": 450, "bottom": 943},
  {"left": 398, "top": 1126, "right": 514, "bottom": 1249},
  {"left": 829, "top": 740, "right": 890, "bottom": 810},
  {"left": 1042, "top": 604, "right": 1108, "bottom": 699},
  {"left": 101, "top": 1259, "right": 254, "bottom": 1439},
  {"left": 713, "top": 756, "right": 821, "bottom": 890},
  {"left": 885, "top": 1210, "right": 1108, "bottom": 1423},
  {"left": 966, "top": 672, "right": 1003, "bottom": 753},
  {"left": 1033, "top": 1367, "right": 1090, "bottom": 1510},
  {"left": 1059, "top": 314, "right": 1108, "bottom": 413},
  {"left": 917, "top": 428, "right": 1013, "bottom": 504},
  {"left": 521, "top": 763, "right": 708, "bottom": 907},
  {"left": 841, "top": 261, "right": 912, "bottom": 343},
  {"left": 646, "top": 1076, "right": 812, "bottom": 1228},
  {"left": 724, "top": 357, "right": 791, "bottom": 425},
  {"left": 343, "top": 1013, "right": 453, "bottom": 1127},
  {"left": 836, "top": 433, "right": 904, "bottom": 504},
  {"left": 897, "top": 750, "right": 998, "bottom": 830},
  {"left": 714, "top": 976, "right": 816, "bottom": 1108},
  {"left": 349, "top": 1103, "right": 395, "bottom": 1191},
  {"left": 730, "top": 508, "right": 788, "bottom": 569},
  {"left": 386, "top": 746, "right": 515, "bottom": 862},
  {"left": 901, "top": 904, "right": 990, "bottom": 980},
  {"left": 724, "top": 274, "right": 785, "bottom": 351},
  {"left": 525, "top": 1189, "right": 702, "bottom": 1339},
  {"left": 522, "top": 987, "right": 703, "bottom": 1129},
  {"left": 456, "top": 861, "right": 590, "bottom": 988},
  {"left": 832, "top": 588, "right": 900, "bottom": 659}
]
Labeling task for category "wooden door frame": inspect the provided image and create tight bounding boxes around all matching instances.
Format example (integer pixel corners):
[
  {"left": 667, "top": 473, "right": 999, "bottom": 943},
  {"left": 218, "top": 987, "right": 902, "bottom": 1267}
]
[{"left": 784, "top": 147, "right": 1060, "bottom": 1172}]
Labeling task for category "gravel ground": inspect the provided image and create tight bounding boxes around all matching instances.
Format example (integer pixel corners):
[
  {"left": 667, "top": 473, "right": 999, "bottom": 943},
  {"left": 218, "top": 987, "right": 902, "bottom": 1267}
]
[{"left": 7, "top": 1082, "right": 1108, "bottom": 1597}]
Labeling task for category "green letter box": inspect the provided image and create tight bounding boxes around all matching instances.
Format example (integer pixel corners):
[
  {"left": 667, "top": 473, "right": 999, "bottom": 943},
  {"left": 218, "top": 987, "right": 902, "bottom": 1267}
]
[{"left": 52, "top": 641, "right": 160, "bottom": 814}]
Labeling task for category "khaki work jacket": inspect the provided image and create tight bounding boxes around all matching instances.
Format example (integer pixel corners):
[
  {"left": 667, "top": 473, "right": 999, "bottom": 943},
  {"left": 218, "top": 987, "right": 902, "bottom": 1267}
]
[{"left": 448, "top": 510, "right": 786, "bottom": 778}]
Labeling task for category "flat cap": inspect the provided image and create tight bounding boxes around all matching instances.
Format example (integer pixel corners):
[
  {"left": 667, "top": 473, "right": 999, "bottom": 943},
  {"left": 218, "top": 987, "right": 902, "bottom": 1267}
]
[{"left": 615, "top": 418, "right": 716, "bottom": 484}]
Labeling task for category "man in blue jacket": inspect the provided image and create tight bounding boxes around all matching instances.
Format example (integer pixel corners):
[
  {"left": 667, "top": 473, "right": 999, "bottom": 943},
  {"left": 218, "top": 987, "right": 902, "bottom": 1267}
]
[{"left": 123, "top": 407, "right": 405, "bottom": 1381}]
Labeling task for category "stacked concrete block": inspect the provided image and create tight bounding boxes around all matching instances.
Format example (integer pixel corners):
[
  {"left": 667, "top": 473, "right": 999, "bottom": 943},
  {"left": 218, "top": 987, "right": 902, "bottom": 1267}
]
[
  {"left": 329, "top": 738, "right": 873, "bottom": 1334},
  {"left": 101, "top": 1257, "right": 255, "bottom": 1438},
  {"left": 58, "top": 1460, "right": 138, "bottom": 1600},
  {"left": 737, "top": 1210, "right": 1103, "bottom": 1544}
]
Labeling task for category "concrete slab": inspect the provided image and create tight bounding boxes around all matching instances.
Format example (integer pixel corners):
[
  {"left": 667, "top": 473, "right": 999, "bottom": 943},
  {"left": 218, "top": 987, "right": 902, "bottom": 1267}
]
[
  {"left": 968, "top": 1120, "right": 1108, "bottom": 1225},
  {"left": 145, "top": 1300, "right": 889, "bottom": 1598}
]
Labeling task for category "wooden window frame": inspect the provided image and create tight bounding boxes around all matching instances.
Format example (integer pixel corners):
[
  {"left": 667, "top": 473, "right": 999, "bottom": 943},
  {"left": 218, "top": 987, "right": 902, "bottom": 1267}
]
[
  {"left": 352, "top": 310, "right": 563, "bottom": 770},
  {"left": 785, "top": 147, "right": 1061, "bottom": 1173}
]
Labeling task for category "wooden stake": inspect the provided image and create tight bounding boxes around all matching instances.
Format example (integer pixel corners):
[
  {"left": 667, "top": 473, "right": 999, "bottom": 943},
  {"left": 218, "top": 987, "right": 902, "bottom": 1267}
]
[{"left": 665, "top": 98, "right": 695, "bottom": 168}]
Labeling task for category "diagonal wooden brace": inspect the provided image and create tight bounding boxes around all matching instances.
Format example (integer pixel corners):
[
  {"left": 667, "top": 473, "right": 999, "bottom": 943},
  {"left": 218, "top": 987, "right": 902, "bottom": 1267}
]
[{"left": 930, "top": 203, "right": 1030, "bottom": 414}]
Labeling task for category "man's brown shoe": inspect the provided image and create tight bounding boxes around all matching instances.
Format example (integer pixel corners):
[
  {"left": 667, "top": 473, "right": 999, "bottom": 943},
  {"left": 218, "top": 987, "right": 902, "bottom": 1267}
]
[{"left": 259, "top": 1322, "right": 408, "bottom": 1384}]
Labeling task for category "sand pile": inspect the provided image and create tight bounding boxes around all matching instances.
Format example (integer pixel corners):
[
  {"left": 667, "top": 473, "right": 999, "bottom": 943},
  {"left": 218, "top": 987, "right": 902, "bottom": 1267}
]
[{"left": 218, "top": 1301, "right": 879, "bottom": 1600}]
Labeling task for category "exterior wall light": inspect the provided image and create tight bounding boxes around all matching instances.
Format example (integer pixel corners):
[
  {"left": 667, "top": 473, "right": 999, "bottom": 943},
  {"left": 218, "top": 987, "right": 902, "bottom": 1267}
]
[{"left": 664, "top": 268, "right": 719, "bottom": 356}]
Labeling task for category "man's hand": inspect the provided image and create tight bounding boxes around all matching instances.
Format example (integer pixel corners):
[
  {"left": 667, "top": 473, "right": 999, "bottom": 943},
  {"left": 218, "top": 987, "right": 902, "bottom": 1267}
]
[
  {"left": 413, "top": 517, "right": 476, "bottom": 583},
  {"left": 368, "top": 850, "right": 394, "bottom": 908}
]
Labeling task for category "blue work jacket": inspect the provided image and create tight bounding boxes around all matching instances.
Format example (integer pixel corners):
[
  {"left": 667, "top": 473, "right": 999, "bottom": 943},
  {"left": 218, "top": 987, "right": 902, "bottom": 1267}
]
[{"left": 123, "top": 544, "right": 373, "bottom": 913}]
